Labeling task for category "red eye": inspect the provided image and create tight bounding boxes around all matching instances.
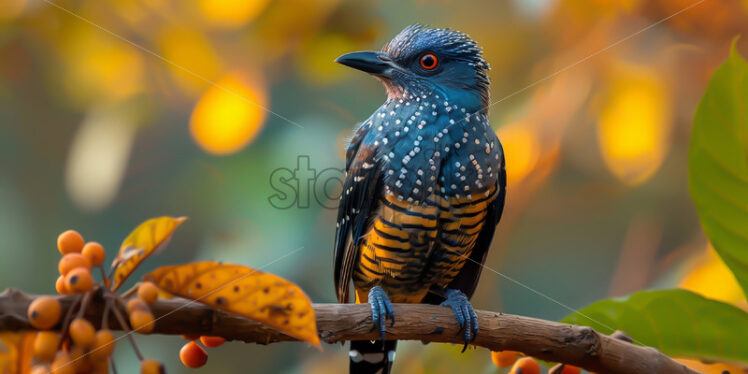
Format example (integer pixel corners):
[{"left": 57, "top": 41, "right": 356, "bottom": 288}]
[{"left": 419, "top": 53, "right": 438, "bottom": 70}]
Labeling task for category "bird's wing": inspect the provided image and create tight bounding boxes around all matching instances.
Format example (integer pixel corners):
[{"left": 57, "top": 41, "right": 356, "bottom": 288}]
[
  {"left": 447, "top": 171, "right": 505, "bottom": 299},
  {"left": 423, "top": 150, "right": 506, "bottom": 304},
  {"left": 334, "top": 122, "right": 382, "bottom": 303}
]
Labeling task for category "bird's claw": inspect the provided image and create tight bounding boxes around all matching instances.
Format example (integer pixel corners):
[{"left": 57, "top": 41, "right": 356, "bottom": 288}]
[
  {"left": 440, "top": 289, "right": 478, "bottom": 351},
  {"left": 368, "top": 286, "right": 394, "bottom": 340}
]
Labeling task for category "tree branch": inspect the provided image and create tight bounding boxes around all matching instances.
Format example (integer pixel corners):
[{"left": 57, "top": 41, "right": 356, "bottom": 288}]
[{"left": 0, "top": 288, "right": 701, "bottom": 374}]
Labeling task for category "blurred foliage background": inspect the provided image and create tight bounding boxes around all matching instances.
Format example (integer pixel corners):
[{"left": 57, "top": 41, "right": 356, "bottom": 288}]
[{"left": 1, "top": 0, "right": 747, "bottom": 372}]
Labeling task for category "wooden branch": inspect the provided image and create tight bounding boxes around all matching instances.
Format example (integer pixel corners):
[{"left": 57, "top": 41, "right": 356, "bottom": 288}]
[{"left": 0, "top": 288, "right": 702, "bottom": 374}]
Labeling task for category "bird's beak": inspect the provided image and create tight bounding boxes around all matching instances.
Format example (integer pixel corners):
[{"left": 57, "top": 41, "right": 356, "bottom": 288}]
[{"left": 335, "top": 51, "right": 397, "bottom": 77}]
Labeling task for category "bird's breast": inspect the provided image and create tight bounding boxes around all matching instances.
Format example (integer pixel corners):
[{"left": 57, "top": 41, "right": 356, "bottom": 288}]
[{"left": 363, "top": 95, "right": 501, "bottom": 204}]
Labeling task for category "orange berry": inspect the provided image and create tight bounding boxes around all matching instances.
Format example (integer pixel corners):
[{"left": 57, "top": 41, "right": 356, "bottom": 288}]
[
  {"left": 27, "top": 296, "right": 62, "bottom": 330},
  {"left": 491, "top": 350, "right": 520, "bottom": 367},
  {"left": 199, "top": 335, "right": 225, "bottom": 348},
  {"left": 138, "top": 282, "right": 159, "bottom": 305},
  {"left": 55, "top": 275, "right": 69, "bottom": 295},
  {"left": 180, "top": 341, "right": 207, "bottom": 368},
  {"left": 60, "top": 337, "right": 71, "bottom": 352},
  {"left": 69, "top": 344, "right": 92, "bottom": 373},
  {"left": 65, "top": 267, "right": 94, "bottom": 293},
  {"left": 140, "top": 359, "right": 165, "bottom": 374},
  {"left": 60, "top": 336, "right": 73, "bottom": 352},
  {"left": 33, "top": 331, "right": 61, "bottom": 362},
  {"left": 69, "top": 318, "right": 95, "bottom": 348},
  {"left": 50, "top": 351, "right": 75, "bottom": 374},
  {"left": 181, "top": 334, "right": 199, "bottom": 341},
  {"left": 90, "top": 329, "right": 115, "bottom": 360},
  {"left": 81, "top": 242, "right": 106, "bottom": 266},
  {"left": 58, "top": 253, "right": 90, "bottom": 276},
  {"left": 510, "top": 357, "right": 541, "bottom": 374},
  {"left": 126, "top": 298, "right": 149, "bottom": 314},
  {"left": 91, "top": 360, "right": 110, "bottom": 374},
  {"left": 31, "top": 365, "right": 50, "bottom": 374},
  {"left": 129, "top": 309, "right": 155, "bottom": 334},
  {"left": 57, "top": 230, "right": 84, "bottom": 255},
  {"left": 550, "top": 364, "right": 582, "bottom": 374}
]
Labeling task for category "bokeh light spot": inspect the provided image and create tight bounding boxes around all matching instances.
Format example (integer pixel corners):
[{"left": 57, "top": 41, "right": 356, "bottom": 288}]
[
  {"left": 190, "top": 74, "right": 268, "bottom": 155},
  {"left": 298, "top": 34, "right": 356, "bottom": 85},
  {"left": 497, "top": 122, "right": 540, "bottom": 185},
  {"left": 597, "top": 64, "right": 671, "bottom": 186},
  {"left": 680, "top": 246, "right": 745, "bottom": 305},
  {"left": 66, "top": 105, "right": 137, "bottom": 212},
  {"left": 198, "top": 0, "right": 271, "bottom": 29},
  {"left": 158, "top": 27, "right": 222, "bottom": 96},
  {"left": 0, "top": 0, "right": 25, "bottom": 21},
  {"left": 59, "top": 26, "right": 145, "bottom": 107}
]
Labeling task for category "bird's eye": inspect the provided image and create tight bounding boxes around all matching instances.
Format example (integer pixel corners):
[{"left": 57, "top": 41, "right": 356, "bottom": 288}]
[{"left": 419, "top": 53, "right": 438, "bottom": 70}]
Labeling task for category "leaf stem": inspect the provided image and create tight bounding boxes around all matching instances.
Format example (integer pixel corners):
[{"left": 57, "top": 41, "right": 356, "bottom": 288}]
[
  {"left": 102, "top": 297, "right": 111, "bottom": 330},
  {"left": 109, "top": 357, "right": 118, "bottom": 374},
  {"left": 110, "top": 295, "right": 144, "bottom": 361},
  {"left": 98, "top": 266, "right": 111, "bottom": 289},
  {"left": 106, "top": 265, "right": 117, "bottom": 290},
  {"left": 120, "top": 283, "right": 139, "bottom": 299},
  {"left": 58, "top": 293, "right": 82, "bottom": 349},
  {"left": 75, "top": 290, "right": 93, "bottom": 320}
]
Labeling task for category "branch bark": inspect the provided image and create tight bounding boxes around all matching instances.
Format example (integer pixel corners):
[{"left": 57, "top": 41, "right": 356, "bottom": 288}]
[{"left": 0, "top": 288, "right": 701, "bottom": 374}]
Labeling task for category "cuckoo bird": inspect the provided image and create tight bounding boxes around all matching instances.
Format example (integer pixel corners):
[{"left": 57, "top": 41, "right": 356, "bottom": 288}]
[{"left": 334, "top": 24, "right": 506, "bottom": 374}]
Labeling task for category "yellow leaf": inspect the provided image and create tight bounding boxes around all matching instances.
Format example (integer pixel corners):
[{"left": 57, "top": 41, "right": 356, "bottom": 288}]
[
  {"left": 143, "top": 261, "right": 320, "bottom": 346},
  {"left": 676, "top": 357, "right": 748, "bottom": 374},
  {"left": 0, "top": 332, "right": 35, "bottom": 374},
  {"left": 111, "top": 216, "right": 187, "bottom": 291}
]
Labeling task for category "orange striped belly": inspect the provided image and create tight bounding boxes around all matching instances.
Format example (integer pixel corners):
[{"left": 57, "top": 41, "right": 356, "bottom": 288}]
[{"left": 352, "top": 185, "right": 497, "bottom": 303}]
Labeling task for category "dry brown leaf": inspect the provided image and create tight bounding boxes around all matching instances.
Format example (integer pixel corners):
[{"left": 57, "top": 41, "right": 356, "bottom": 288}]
[{"left": 143, "top": 261, "right": 319, "bottom": 346}]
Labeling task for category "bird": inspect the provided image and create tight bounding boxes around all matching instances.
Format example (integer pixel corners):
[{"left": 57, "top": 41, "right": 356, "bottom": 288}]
[{"left": 334, "top": 24, "right": 506, "bottom": 374}]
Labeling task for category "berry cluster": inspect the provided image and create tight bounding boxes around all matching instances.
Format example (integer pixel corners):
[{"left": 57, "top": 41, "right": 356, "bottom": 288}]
[
  {"left": 126, "top": 282, "right": 158, "bottom": 334},
  {"left": 491, "top": 350, "right": 582, "bottom": 374},
  {"left": 56, "top": 230, "right": 104, "bottom": 294},
  {"left": 24, "top": 229, "right": 166, "bottom": 373}
]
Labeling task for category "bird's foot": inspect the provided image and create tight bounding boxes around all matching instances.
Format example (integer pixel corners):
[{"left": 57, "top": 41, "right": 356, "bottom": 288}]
[
  {"left": 440, "top": 289, "right": 478, "bottom": 351},
  {"left": 367, "top": 286, "right": 395, "bottom": 340}
]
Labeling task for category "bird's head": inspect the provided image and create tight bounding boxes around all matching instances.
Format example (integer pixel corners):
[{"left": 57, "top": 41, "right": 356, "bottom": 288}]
[{"left": 336, "top": 24, "right": 490, "bottom": 113}]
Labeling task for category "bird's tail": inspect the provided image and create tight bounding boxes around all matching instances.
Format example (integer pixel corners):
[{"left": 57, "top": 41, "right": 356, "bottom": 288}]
[{"left": 349, "top": 340, "right": 397, "bottom": 374}]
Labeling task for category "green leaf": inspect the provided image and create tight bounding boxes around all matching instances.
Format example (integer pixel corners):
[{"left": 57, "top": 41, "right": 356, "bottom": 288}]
[
  {"left": 688, "top": 38, "right": 748, "bottom": 297},
  {"left": 562, "top": 289, "right": 748, "bottom": 364}
]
